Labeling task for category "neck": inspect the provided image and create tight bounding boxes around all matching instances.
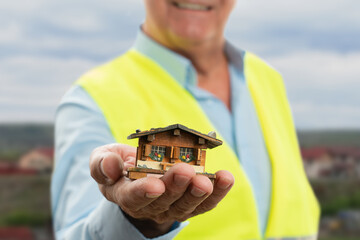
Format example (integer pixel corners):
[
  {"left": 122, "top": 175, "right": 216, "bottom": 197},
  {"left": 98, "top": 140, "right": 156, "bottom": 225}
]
[
  {"left": 177, "top": 41, "right": 227, "bottom": 76},
  {"left": 178, "top": 42, "right": 232, "bottom": 112},
  {"left": 143, "top": 25, "right": 227, "bottom": 75},
  {"left": 142, "top": 26, "right": 231, "bottom": 110}
]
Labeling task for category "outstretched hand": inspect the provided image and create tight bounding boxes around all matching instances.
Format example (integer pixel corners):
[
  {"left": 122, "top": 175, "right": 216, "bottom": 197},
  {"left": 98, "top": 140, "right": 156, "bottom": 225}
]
[{"left": 90, "top": 143, "right": 234, "bottom": 238}]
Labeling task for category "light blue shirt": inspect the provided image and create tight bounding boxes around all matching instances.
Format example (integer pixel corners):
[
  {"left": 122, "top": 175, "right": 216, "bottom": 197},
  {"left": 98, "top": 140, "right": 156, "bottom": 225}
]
[{"left": 51, "top": 30, "right": 272, "bottom": 239}]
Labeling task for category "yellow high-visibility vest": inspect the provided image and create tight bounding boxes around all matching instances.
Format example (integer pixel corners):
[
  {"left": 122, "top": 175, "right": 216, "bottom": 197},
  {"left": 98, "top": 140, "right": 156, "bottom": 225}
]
[{"left": 77, "top": 49, "right": 320, "bottom": 240}]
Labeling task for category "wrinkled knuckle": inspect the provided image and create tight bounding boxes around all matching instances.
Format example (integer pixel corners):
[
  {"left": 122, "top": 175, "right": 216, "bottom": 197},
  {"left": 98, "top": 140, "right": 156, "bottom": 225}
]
[
  {"left": 118, "top": 198, "right": 132, "bottom": 211},
  {"left": 156, "top": 206, "right": 170, "bottom": 213},
  {"left": 121, "top": 206, "right": 131, "bottom": 215},
  {"left": 101, "top": 188, "right": 113, "bottom": 203},
  {"left": 123, "top": 202, "right": 134, "bottom": 211},
  {"left": 205, "top": 202, "right": 218, "bottom": 211},
  {"left": 172, "top": 203, "right": 193, "bottom": 216},
  {"left": 165, "top": 190, "right": 179, "bottom": 199},
  {"left": 196, "top": 203, "right": 217, "bottom": 214},
  {"left": 152, "top": 215, "right": 167, "bottom": 225},
  {"left": 148, "top": 203, "right": 170, "bottom": 213},
  {"left": 128, "top": 210, "right": 144, "bottom": 219}
]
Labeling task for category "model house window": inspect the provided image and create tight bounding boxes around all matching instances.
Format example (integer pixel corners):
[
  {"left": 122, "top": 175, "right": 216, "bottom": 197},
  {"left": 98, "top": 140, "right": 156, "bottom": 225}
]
[
  {"left": 152, "top": 146, "right": 166, "bottom": 156},
  {"left": 180, "top": 147, "right": 195, "bottom": 163},
  {"left": 144, "top": 145, "right": 166, "bottom": 162}
]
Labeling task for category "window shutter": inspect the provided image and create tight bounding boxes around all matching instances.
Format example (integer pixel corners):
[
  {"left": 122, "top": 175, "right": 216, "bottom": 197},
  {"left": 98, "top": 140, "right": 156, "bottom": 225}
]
[
  {"left": 144, "top": 144, "right": 152, "bottom": 157},
  {"left": 199, "top": 150, "right": 206, "bottom": 166},
  {"left": 173, "top": 147, "right": 180, "bottom": 159},
  {"left": 195, "top": 148, "right": 201, "bottom": 165},
  {"left": 166, "top": 146, "right": 173, "bottom": 158},
  {"left": 195, "top": 148, "right": 201, "bottom": 160},
  {"left": 201, "top": 150, "right": 206, "bottom": 161}
]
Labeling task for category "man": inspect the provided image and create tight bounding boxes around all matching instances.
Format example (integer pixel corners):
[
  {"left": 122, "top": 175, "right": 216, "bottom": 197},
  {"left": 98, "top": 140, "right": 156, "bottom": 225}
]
[{"left": 52, "top": 0, "right": 320, "bottom": 239}]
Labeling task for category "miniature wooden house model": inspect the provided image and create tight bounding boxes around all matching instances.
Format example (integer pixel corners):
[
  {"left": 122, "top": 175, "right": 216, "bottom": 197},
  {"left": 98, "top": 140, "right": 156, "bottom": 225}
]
[{"left": 127, "top": 124, "right": 222, "bottom": 180}]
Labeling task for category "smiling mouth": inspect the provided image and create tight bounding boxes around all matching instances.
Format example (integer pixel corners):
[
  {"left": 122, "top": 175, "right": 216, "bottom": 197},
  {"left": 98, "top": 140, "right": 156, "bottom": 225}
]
[{"left": 172, "top": 1, "right": 212, "bottom": 11}]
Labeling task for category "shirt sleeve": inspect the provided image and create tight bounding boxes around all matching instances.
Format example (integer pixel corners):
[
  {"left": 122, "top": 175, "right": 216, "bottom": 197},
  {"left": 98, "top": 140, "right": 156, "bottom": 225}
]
[{"left": 51, "top": 85, "right": 187, "bottom": 240}]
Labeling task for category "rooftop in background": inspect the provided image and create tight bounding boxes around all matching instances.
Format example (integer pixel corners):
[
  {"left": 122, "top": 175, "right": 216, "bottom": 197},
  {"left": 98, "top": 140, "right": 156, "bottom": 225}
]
[
  {"left": 0, "top": 227, "right": 34, "bottom": 240},
  {"left": 0, "top": 162, "right": 37, "bottom": 175}
]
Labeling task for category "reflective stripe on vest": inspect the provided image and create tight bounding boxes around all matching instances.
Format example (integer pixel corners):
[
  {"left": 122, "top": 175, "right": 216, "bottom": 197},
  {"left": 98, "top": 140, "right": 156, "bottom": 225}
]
[{"left": 77, "top": 49, "right": 320, "bottom": 239}]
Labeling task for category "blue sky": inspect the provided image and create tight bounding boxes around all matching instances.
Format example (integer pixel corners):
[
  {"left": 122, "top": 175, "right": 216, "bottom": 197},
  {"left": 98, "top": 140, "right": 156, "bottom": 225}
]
[{"left": 0, "top": 0, "right": 359, "bottom": 129}]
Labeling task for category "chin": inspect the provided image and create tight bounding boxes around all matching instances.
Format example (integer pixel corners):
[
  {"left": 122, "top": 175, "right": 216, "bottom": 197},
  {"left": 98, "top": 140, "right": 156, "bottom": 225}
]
[{"left": 170, "top": 24, "right": 216, "bottom": 45}]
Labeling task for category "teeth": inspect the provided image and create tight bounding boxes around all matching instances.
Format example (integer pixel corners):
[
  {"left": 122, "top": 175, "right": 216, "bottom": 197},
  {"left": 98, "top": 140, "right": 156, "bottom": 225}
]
[{"left": 174, "top": 2, "right": 211, "bottom": 11}]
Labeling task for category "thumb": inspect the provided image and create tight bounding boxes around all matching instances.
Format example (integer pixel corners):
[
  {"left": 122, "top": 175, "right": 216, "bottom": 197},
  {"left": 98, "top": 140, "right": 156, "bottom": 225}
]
[{"left": 90, "top": 149, "right": 125, "bottom": 185}]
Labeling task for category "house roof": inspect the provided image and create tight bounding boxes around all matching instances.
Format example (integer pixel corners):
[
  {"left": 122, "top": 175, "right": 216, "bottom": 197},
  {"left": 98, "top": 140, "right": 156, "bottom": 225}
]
[
  {"left": 301, "top": 147, "right": 329, "bottom": 159},
  {"left": 0, "top": 227, "right": 34, "bottom": 240},
  {"left": 127, "top": 124, "right": 223, "bottom": 149},
  {"left": 34, "top": 147, "right": 54, "bottom": 158}
]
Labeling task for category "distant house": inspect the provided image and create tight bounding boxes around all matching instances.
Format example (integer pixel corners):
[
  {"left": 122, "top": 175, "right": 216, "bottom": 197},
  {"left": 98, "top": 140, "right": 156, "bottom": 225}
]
[
  {"left": 18, "top": 147, "right": 54, "bottom": 173},
  {"left": 0, "top": 162, "right": 37, "bottom": 175},
  {"left": 0, "top": 227, "right": 34, "bottom": 240},
  {"left": 301, "top": 147, "right": 360, "bottom": 179},
  {"left": 302, "top": 147, "right": 333, "bottom": 179}
]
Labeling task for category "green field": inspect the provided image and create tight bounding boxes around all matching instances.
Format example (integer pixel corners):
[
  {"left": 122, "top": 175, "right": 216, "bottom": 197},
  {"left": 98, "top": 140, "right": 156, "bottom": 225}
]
[
  {"left": 0, "top": 175, "right": 51, "bottom": 227},
  {"left": 0, "top": 123, "right": 53, "bottom": 162}
]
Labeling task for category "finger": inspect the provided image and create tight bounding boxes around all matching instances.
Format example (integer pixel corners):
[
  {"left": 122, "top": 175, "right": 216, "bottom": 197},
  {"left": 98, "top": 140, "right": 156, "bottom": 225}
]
[
  {"left": 111, "top": 176, "right": 166, "bottom": 215},
  {"left": 164, "top": 174, "right": 213, "bottom": 221},
  {"left": 192, "top": 170, "right": 234, "bottom": 216},
  {"left": 90, "top": 144, "right": 137, "bottom": 185},
  {"left": 90, "top": 146, "right": 124, "bottom": 185},
  {"left": 142, "top": 163, "right": 195, "bottom": 214},
  {"left": 103, "top": 143, "right": 137, "bottom": 170}
]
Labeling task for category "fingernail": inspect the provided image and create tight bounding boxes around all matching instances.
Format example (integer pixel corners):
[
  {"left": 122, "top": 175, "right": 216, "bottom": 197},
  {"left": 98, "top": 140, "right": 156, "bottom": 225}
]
[
  {"left": 145, "top": 193, "right": 162, "bottom": 198},
  {"left": 99, "top": 159, "right": 108, "bottom": 178},
  {"left": 191, "top": 187, "right": 206, "bottom": 197},
  {"left": 218, "top": 180, "right": 231, "bottom": 190},
  {"left": 174, "top": 175, "right": 191, "bottom": 187}
]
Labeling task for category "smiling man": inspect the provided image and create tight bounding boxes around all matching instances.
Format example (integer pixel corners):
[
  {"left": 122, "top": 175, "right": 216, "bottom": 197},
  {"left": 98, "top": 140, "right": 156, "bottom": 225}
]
[{"left": 52, "top": 0, "right": 320, "bottom": 239}]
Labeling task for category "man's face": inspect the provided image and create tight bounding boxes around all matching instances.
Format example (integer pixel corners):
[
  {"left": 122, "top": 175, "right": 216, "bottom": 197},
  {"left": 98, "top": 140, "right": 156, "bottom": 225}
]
[{"left": 143, "top": 0, "right": 236, "bottom": 47}]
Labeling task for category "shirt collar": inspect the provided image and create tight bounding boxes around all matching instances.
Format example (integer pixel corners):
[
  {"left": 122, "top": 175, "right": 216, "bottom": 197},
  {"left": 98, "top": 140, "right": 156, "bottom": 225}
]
[
  {"left": 225, "top": 40, "right": 244, "bottom": 74},
  {"left": 133, "top": 29, "right": 244, "bottom": 87},
  {"left": 133, "top": 30, "right": 196, "bottom": 87}
]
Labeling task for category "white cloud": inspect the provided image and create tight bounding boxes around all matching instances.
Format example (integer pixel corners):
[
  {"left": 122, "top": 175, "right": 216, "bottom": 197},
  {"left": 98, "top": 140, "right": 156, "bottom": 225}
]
[
  {"left": 0, "top": 0, "right": 47, "bottom": 13},
  {"left": 0, "top": 23, "right": 22, "bottom": 44},
  {"left": 0, "top": 56, "right": 98, "bottom": 122},
  {"left": 266, "top": 51, "right": 360, "bottom": 129},
  {"left": 0, "top": 0, "right": 143, "bottom": 60},
  {"left": 292, "top": 102, "right": 360, "bottom": 129},
  {"left": 269, "top": 51, "right": 360, "bottom": 87},
  {"left": 43, "top": 10, "right": 104, "bottom": 33},
  {"left": 0, "top": 56, "right": 97, "bottom": 85},
  {"left": 0, "top": 0, "right": 359, "bottom": 129},
  {"left": 0, "top": 108, "right": 57, "bottom": 123},
  {"left": 226, "top": 0, "right": 360, "bottom": 55},
  {"left": 0, "top": 0, "right": 143, "bottom": 15},
  {"left": 230, "top": 0, "right": 360, "bottom": 31}
]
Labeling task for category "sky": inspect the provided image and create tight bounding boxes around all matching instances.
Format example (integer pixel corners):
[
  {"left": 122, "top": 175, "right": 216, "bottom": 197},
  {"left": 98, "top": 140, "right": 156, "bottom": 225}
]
[{"left": 0, "top": 0, "right": 359, "bottom": 129}]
